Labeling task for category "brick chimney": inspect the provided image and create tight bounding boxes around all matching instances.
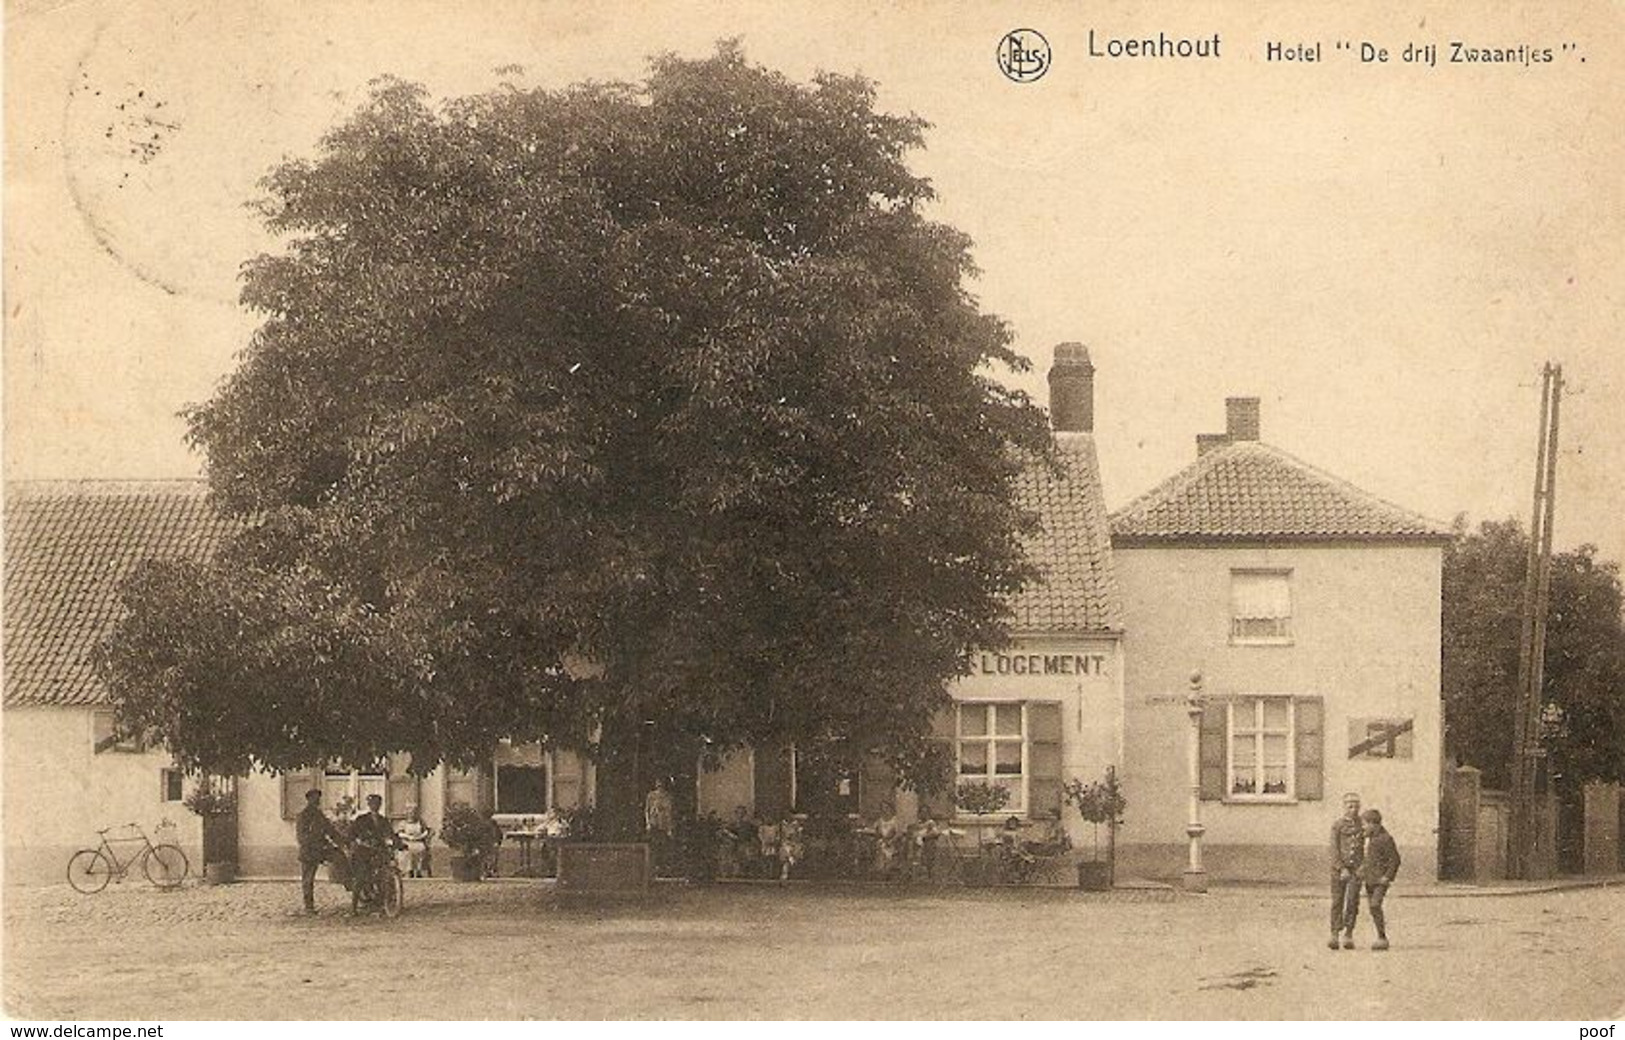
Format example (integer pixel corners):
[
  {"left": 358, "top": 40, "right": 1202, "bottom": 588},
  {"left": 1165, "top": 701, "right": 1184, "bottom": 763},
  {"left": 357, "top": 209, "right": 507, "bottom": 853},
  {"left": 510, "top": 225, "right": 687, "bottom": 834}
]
[
  {"left": 1196, "top": 433, "right": 1229, "bottom": 456},
  {"left": 1048, "top": 343, "right": 1094, "bottom": 433},
  {"left": 1225, "top": 397, "right": 1260, "bottom": 441}
]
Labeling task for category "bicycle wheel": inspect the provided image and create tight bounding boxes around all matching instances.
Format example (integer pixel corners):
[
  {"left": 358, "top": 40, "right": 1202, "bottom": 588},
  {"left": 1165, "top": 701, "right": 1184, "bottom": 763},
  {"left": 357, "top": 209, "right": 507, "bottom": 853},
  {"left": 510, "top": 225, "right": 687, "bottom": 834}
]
[
  {"left": 143, "top": 844, "right": 189, "bottom": 888},
  {"left": 381, "top": 870, "right": 403, "bottom": 919},
  {"left": 67, "top": 849, "right": 114, "bottom": 894}
]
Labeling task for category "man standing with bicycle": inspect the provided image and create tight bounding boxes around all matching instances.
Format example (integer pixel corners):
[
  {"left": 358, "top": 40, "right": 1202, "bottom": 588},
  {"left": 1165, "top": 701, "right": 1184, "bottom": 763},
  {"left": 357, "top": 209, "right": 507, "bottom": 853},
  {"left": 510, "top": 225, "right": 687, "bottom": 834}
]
[{"left": 296, "top": 789, "right": 345, "bottom": 915}]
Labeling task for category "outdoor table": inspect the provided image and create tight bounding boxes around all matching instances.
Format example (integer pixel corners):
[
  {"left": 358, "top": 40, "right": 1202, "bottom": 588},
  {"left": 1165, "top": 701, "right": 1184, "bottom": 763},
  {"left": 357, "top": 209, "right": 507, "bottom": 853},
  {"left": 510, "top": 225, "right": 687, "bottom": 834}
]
[{"left": 504, "top": 829, "right": 543, "bottom": 876}]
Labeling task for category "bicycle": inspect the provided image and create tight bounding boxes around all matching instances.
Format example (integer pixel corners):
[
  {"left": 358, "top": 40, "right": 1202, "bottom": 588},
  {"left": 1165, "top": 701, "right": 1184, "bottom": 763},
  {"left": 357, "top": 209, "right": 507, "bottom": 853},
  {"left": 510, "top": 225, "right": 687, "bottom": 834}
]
[
  {"left": 67, "top": 823, "right": 189, "bottom": 893},
  {"left": 347, "top": 840, "right": 404, "bottom": 918}
]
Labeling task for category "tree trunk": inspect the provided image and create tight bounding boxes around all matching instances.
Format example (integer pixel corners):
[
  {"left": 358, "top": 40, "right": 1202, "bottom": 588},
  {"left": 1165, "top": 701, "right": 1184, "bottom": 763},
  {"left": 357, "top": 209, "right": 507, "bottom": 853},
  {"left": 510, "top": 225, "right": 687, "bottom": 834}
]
[
  {"left": 1107, "top": 817, "right": 1118, "bottom": 886},
  {"left": 592, "top": 715, "right": 647, "bottom": 841}
]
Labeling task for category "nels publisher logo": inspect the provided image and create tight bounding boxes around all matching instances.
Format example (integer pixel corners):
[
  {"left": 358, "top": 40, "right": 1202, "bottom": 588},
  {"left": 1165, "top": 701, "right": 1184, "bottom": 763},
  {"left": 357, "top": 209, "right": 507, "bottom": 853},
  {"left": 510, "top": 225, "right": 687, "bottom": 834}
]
[{"left": 997, "top": 29, "right": 1051, "bottom": 82}]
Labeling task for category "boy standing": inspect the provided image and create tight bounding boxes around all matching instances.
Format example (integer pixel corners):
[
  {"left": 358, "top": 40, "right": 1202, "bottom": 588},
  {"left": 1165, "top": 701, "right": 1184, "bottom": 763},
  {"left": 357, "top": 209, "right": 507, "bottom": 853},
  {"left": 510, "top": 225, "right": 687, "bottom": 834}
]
[
  {"left": 1359, "top": 808, "right": 1402, "bottom": 950},
  {"left": 1329, "top": 792, "right": 1365, "bottom": 950}
]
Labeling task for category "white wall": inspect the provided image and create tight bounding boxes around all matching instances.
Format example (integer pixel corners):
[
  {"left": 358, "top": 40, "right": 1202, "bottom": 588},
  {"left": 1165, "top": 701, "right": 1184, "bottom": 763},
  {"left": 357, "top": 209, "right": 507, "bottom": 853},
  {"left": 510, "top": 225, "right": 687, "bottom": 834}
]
[
  {"left": 949, "top": 634, "right": 1123, "bottom": 845},
  {"left": 697, "top": 750, "right": 753, "bottom": 817},
  {"left": 3, "top": 706, "right": 202, "bottom": 884},
  {"left": 1115, "top": 543, "right": 1442, "bottom": 879}
]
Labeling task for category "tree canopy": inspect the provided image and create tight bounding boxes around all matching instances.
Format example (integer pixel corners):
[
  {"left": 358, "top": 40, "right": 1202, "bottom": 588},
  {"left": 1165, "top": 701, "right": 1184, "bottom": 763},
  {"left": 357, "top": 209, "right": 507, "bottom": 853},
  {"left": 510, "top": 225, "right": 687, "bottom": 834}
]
[
  {"left": 95, "top": 45, "right": 1052, "bottom": 823},
  {"left": 1442, "top": 517, "right": 1625, "bottom": 789}
]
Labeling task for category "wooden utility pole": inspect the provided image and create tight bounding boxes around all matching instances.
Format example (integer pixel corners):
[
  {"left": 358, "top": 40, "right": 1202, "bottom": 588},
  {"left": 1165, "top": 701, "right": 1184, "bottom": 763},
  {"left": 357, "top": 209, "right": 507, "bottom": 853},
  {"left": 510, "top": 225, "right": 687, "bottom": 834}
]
[{"left": 1510, "top": 363, "right": 1562, "bottom": 879}]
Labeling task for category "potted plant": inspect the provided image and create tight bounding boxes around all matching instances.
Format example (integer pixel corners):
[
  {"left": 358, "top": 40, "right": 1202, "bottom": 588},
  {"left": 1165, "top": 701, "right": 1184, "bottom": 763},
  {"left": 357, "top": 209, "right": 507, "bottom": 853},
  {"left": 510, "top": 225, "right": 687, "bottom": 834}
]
[
  {"left": 955, "top": 780, "right": 1011, "bottom": 817},
  {"left": 953, "top": 782, "right": 1011, "bottom": 886},
  {"left": 1063, "top": 767, "right": 1126, "bottom": 891},
  {"left": 441, "top": 802, "right": 498, "bottom": 881},
  {"left": 183, "top": 779, "right": 238, "bottom": 884}
]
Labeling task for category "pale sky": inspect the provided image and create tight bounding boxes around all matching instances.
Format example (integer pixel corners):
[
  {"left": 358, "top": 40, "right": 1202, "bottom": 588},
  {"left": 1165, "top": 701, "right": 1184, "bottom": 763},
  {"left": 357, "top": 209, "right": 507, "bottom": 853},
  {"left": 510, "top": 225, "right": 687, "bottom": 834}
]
[{"left": 6, "top": 0, "right": 1623, "bottom": 564}]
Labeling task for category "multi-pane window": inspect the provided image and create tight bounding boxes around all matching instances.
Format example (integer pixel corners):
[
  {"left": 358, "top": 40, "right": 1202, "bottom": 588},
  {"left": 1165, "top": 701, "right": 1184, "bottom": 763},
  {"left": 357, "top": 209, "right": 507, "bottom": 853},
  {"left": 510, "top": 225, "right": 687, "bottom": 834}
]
[
  {"left": 323, "top": 763, "right": 387, "bottom": 815},
  {"left": 956, "top": 702, "right": 1026, "bottom": 813},
  {"left": 1229, "top": 697, "right": 1294, "bottom": 799},
  {"left": 1230, "top": 570, "right": 1292, "bottom": 643}
]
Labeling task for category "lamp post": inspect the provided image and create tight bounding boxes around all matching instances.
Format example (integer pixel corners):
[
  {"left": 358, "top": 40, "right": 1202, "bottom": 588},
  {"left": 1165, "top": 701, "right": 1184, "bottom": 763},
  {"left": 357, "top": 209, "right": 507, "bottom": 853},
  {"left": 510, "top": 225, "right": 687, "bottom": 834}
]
[{"left": 1184, "top": 672, "right": 1208, "bottom": 892}]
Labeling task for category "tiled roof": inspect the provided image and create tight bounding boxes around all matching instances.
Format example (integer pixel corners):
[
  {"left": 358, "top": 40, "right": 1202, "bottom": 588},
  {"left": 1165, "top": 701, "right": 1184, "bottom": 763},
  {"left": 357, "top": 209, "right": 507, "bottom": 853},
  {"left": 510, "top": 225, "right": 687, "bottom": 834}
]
[
  {"left": 4, "top": 481, "right": 235, "bottom": 707},
  {"left": 1109, "top": 440, "right": 1450, "bottom": 545},
  {"left": 2, "top": 451, "right": 1122, "bottom": 710},
  {"left": 1009, "top": 432, "right": 1123, "bottom": 633}
]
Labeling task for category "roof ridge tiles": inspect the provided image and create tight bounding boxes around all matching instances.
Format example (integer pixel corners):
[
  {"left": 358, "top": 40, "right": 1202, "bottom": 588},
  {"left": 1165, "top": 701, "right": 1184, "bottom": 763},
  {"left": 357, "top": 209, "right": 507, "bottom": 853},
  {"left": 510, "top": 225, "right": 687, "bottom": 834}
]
[{"left": 1109, "top": 439, "right": 1449, "bottom": 543}]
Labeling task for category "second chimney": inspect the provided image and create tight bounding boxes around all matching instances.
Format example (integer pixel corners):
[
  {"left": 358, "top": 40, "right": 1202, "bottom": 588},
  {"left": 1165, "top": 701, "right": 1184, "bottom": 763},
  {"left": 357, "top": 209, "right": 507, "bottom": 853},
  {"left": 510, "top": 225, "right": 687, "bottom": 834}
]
[
  {"left": 1049, "top": 342, "right": 1095, "bottom": 433},
  {"left": 1225, "top": 397, "right": 1260, "bottom": 441}
]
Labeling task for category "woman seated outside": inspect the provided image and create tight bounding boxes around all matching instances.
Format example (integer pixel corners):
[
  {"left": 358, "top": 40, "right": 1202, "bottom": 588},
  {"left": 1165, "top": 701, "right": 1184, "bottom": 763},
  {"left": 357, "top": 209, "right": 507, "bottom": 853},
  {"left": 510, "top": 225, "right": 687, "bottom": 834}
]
[{"left": 395, "top": 807, "right": 432, "bottom": 878}]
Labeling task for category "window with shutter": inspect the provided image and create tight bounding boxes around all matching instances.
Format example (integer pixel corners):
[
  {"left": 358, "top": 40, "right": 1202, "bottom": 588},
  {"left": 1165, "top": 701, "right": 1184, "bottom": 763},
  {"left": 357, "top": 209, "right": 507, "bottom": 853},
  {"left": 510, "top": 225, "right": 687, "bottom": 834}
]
[
  {"left": 1294, "top": 696, "right": 1325, "bottom": 801},
  {"left": 1205, "top": 695, "right": 1324, "bottom": 803},
  {"left": 386, "top": 753, "right": 421, "bottom": 817},
  {"left": 1199, "top": 702, "right": 1227, "bottom": 801},
  {"left": 955, "top": 702, "right": 1033, "bottom": 815},
  {"left": 280, "top": 769, "right": 321, "bottom": 820},
  {"left": 1027, "top": 702, "right": 1064, "bottom": 820},
  {"left": 322, "top": 762, "right": 387, "bottom": 816},
  {"left": 552, "top": 749, "right": 586, "bottom": 810},
  {"left": 443, "top": 763, "right": 488, "bottom": 814},
  {"left": 1228, "top": 697, "right": 1294, "bottom": 799}
]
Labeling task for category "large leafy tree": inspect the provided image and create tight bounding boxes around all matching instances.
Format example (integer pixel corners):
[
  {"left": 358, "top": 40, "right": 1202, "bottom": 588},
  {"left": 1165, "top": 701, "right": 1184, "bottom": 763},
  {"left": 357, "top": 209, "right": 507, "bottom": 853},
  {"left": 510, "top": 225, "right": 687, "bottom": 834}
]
[
  {"left": 1442, "top": 517, "right": 1625, "bottom": 790},
  {"left": 96, "top": 45, "right": 1051, "bottom": 832}
]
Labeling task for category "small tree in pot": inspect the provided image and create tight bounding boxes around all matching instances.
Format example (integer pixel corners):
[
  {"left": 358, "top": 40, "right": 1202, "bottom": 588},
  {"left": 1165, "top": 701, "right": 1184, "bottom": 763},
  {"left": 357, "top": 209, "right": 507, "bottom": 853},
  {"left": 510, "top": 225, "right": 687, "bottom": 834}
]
[
  {"left": 1063, "top": 767, "right": 1126, "bottom": 891},
  {"left": 441, "top": 802, "right": 498, "bottom": 881}
]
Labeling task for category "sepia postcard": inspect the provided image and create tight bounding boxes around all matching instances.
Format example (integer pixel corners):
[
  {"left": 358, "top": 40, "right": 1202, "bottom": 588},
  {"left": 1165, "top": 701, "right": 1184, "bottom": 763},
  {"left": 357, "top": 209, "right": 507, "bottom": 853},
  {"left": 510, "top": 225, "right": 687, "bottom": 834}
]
[{"left": 4, "top": 0, "right": 1623, "bottom": 1026}]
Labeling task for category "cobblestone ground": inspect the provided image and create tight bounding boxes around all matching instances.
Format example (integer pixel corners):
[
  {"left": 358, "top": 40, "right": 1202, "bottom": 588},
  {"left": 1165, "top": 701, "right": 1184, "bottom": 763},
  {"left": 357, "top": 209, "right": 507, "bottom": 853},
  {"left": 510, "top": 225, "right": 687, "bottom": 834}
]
[{"left": 4, "top": 879, "right": 1623, "bottom": 1020}]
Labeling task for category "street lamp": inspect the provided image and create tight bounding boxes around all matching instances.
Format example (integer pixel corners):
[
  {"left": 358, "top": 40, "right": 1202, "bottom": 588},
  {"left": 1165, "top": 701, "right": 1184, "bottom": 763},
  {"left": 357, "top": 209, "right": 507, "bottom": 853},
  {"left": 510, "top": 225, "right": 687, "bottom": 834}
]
[{"left": 1184, "top": 671, "right": 1208, "bottom": 893}]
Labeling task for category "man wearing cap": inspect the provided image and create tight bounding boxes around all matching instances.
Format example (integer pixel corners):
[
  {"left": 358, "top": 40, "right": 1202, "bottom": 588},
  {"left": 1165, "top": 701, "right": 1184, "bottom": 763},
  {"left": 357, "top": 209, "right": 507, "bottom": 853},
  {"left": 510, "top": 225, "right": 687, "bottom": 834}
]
[
  {"left": 1328, "top": 791, "right": 1365, "bottom": 949},
  {"left": 295, "top": 789, "right": 344, "bottom": 914}
]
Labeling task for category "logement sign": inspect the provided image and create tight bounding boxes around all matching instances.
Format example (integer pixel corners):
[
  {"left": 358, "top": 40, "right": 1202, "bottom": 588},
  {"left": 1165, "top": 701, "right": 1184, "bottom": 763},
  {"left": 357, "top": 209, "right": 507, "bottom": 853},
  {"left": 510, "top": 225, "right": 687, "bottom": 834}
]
[{"left": 970, "top": 651, "right": 1110, "bottom": 677}]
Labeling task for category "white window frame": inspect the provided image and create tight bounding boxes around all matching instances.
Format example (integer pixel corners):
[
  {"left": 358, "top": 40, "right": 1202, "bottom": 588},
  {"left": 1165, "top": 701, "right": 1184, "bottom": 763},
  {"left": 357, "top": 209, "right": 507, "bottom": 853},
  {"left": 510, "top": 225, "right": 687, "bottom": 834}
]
[
  {"left": 323, "top": 762, "right": 388, "bottom": 816},
  {"left": 492, "top": 741, "right": 554, "bottom": 821},
  {"left": 1230, "top": 568, "right": 1294, "bottom": 645},
  {"left": 1226, "top": 696, "right": 1296, "bottom": 802},
  {"left": 954, "top": 701, "right": 1029, "bottom": 816},
  {"left": 160, "top": 767, "right": 185, "bottom": 803}
]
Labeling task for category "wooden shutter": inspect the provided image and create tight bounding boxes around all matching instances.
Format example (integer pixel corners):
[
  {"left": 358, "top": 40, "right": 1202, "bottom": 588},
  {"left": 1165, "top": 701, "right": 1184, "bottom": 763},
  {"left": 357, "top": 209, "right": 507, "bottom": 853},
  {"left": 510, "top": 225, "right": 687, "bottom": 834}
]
[
  {"left": 858, "top": 752, "right": 896, "bottom": 819},
  {"left": 281, "top": 769, "right": 320, "bottom": 820},
  {"left": 386, "top": 753, "right": 420, "bottom": 816},
  {"left": 1294, "top": 696, "right": 1325, "bottom": 801},
  {"left": 1027, "top": 701, "right": 1064, "bottom": 819},
  {"left": 920, "top": 708, "right": 957, "bottom": 820},
  {"left": 752, "top": 743, "right": 792, "bottom": 820},
  {"left": 552, "top": 749, "right": 586, "bottom": 810},
  {"left": 1200, "top": 700, "right": 1228, "bottom": 801},
  {"left": 444, "top": 763, "right": 488, "bottom": 813}
]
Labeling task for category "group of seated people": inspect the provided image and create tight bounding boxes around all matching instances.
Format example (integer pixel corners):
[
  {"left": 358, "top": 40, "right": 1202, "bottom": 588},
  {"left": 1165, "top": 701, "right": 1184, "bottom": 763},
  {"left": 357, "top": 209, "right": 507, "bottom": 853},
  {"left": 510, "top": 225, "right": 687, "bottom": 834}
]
[
  {"left": 711, "top": 805, "right": 1068, "bottom": 882},
  {"left": 714, "top": 808, "right": 805, "bottom": 880}
]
